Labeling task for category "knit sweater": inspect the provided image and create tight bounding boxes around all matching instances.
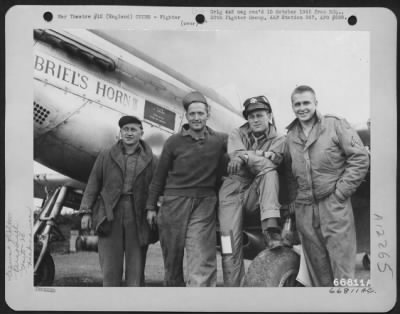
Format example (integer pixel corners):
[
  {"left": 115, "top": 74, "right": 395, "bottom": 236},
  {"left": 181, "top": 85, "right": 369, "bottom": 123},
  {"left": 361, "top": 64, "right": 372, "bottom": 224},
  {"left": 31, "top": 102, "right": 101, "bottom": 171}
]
[{"left": 146, "top": 125, "right": 227, "bottom": 210}]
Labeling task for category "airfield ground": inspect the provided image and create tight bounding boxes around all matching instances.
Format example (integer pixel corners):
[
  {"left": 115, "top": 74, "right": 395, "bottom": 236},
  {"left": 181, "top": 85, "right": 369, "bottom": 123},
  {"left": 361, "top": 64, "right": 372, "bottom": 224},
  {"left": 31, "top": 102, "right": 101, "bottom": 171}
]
[
  {"left": 51, "top": 242, "right": 369, "bottom": 287},
  {"left": 52, "top": 242, "right": 237, "bottom": 287}
]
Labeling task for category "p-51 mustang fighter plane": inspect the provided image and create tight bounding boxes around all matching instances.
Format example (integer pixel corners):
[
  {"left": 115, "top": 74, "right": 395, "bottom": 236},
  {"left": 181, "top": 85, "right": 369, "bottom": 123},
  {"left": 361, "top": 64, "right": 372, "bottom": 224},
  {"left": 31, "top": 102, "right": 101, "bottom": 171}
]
[{"left": 33, "top": 29, "right": 370, "bottom": 286}]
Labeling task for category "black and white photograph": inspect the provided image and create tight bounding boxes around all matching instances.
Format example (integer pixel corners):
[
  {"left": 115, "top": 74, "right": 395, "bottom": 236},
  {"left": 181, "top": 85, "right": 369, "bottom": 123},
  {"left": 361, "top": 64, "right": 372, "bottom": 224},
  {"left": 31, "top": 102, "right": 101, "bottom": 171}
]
[{"left": 5, "top": 5, "right": 397, "bottom": 312}]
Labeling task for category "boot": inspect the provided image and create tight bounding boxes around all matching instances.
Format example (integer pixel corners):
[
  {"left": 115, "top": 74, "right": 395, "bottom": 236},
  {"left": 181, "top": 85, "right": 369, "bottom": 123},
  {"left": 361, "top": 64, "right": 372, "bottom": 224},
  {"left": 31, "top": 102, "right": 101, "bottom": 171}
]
[{"left": 263, "top": 227, "right": 283, "bottom": 250}]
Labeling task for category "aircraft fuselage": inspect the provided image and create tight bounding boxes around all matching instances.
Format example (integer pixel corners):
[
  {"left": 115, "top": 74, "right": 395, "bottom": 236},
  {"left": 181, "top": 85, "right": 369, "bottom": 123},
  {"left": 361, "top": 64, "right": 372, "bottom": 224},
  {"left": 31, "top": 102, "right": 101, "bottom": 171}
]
[{"left": 33, "top": 29, "right": 244, "bottom": 182}]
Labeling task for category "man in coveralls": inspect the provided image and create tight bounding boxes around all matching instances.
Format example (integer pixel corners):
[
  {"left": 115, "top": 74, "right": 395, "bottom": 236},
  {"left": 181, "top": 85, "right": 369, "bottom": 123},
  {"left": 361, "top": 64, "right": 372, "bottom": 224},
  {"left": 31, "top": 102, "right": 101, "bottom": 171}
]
[
  {"left": 80, "top": 116, "right": 157, "bottom": 286},
  {"left": 146, "top": 91, "right": 227, "bottom": 287},
  {"left": 218, "top": 95, "right": 286, "bottom": 287},
  {"left": 285, "top": 85, "right": 369, "bottom": 286}
]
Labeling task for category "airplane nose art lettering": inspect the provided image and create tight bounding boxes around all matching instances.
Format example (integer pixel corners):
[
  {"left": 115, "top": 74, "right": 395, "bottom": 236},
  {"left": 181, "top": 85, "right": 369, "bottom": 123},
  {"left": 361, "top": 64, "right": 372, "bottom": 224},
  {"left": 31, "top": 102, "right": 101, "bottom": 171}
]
[
  {"left": 33, "top": 40, "right": 148, "bottom": 178},
  {"left": 34, "top": 51, "right": 140, "bottom": 113},
  {"left": 34, "top": 54, "right": 89, "bottom": 90},
  {"left": 95, "top": 81, "right": 137, "bottom": 107}
]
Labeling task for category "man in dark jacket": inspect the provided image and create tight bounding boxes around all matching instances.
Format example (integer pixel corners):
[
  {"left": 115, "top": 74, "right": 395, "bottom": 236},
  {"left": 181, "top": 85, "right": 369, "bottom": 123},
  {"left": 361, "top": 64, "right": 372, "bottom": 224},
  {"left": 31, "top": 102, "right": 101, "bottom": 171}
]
[
  {"left": 79, "top": 115, "right": 156, "bottom": 286},
  {"left": 285, "top": 85, "right": 369, "bottom": 286},
  {"left": 146, "top": 91, "right": 227, "bottom": 287}
]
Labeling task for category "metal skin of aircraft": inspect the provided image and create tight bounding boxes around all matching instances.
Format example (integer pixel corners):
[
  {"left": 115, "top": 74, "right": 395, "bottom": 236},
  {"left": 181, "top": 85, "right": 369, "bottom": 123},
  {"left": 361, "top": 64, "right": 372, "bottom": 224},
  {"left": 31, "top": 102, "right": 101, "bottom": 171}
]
[{"left": 33, "top": 29, "right": 370, "bottom": 287}]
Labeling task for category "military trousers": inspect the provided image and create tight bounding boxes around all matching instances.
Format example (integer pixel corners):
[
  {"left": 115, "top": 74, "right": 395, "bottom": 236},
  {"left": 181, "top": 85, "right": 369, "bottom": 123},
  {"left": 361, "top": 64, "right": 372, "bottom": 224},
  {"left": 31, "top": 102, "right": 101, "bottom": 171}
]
[
  {"left": 295, "top": 193, "right": 356, "bottom": 287},
  {"left": 218, "top": 170, "right": 280, "bottom": 287},
  {"left": 98, "top": 195, "right": 148, "bottom": 287},
  {"left": 157, "top": 195, "right": 217, "bottom": 287}
]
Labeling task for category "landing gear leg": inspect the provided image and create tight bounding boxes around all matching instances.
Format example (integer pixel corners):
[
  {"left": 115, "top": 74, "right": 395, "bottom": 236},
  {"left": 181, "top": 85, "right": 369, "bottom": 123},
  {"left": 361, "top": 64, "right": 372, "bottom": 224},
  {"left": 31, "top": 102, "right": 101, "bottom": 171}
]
[
  {"left": 34, "top": 186, "right": 69, "bottom": 286},
  {"left": 34, "top": 251, "right": 55, "bottom": 286}
]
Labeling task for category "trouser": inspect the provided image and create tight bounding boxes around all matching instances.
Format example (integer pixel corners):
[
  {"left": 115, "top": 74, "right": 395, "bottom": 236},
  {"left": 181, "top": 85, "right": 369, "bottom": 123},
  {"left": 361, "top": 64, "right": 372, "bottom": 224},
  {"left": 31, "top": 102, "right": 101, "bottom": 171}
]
[
  {"left": 98, "top": 196, "right": 148, "bottom": 287},
  {"left": 218, "top": 171, "right": 280, "bottom": 287},
  {"left": 157, "top": 195, "right": 217, "bottom": 287},
  {"left": 295, "top": 193, "right": 356, "bottom": 287}
]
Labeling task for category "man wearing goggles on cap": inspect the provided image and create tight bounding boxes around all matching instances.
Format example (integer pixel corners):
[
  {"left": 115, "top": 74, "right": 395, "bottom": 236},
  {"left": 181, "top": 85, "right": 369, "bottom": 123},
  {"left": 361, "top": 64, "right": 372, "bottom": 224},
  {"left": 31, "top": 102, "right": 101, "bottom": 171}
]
[{"left": 218, "top": 95, "right": 286, "bottom": 287}]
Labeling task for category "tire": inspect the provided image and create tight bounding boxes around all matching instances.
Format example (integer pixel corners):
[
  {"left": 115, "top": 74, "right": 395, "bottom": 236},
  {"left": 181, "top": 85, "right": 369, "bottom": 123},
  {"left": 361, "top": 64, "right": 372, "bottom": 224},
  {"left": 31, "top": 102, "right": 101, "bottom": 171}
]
[
  {"left": 34, "top": 252, "right": 55, "bottom": 286},
  {"left": 243, "top": 247, "right": 300, "bottom": 287}
]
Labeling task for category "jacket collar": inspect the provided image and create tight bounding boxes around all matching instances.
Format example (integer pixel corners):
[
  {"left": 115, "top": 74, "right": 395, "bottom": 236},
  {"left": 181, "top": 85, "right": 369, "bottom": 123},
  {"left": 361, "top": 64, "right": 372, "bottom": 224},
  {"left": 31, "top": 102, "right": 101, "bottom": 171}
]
[
  {"left": 118, "top": 140, "right": 141, "bottom": 155},
  {"left": 286, "top": 111, "right": 326, "bottom": 150},
  {"left": 181, "top": 124, "right": 214, "bottom": 139},
  {"left": 110, "top": 140, "right": 153, "bottom": 178},
  {"left": 286, "top": 110, "right": 324, "bottom": 129}
]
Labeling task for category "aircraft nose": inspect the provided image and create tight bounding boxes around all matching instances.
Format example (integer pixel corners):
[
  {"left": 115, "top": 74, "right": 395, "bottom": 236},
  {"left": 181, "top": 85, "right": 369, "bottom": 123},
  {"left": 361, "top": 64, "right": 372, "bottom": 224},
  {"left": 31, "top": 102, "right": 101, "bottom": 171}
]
[
  {"left": 33, "top": 102, "right": 52, "bottom": 133},
  {"left": 33, "top": 78, "right": 88, "bottom": 139}
]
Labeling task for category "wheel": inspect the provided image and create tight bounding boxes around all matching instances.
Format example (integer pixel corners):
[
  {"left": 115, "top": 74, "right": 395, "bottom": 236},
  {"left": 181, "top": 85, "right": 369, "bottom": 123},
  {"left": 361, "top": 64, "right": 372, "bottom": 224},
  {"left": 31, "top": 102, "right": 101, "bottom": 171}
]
[
  {"left": 362, "top": 253, "right": 370, "bottom": 270},
  {"left": 34, "top": 252, "right": 55, "bottom": 286},
  {"left": 243, "top": 247, "right": 300, "bottom": 287}
]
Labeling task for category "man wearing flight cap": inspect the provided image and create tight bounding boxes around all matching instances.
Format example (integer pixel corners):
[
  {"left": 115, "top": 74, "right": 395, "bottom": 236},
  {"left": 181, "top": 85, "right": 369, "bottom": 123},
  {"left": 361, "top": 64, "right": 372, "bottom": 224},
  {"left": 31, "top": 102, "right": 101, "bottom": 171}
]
[
  {"left": 146, "top": 91, "right": 227, "bottom": 287},
  {"left": 218, "top": 95, "right": 286, "bottom": 287},
  {"left": 79, "top": 115, "right": 157, "bottom": 286}
]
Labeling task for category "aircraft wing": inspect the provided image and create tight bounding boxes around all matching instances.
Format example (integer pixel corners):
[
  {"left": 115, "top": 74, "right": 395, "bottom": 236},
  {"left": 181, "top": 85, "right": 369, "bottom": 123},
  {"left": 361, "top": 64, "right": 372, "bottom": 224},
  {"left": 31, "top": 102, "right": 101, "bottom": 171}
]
[{"left": 34, "top": 173, "right": 86, "bottom": 210}]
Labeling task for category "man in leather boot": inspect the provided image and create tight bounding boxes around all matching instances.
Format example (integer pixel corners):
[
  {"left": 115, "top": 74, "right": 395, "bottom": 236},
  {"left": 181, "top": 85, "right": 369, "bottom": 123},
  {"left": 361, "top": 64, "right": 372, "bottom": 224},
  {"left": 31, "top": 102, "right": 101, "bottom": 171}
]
[
  {"left": 263, "top": 227, "right": 284, "bottom": 250},
  {"left": 218, "top": 95, "right": 285, "bottom": 286}
]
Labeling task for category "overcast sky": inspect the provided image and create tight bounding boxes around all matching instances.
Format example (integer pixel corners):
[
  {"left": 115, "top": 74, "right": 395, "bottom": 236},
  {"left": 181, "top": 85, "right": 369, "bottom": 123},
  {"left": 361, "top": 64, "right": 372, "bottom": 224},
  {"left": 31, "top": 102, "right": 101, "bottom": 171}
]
[{"left": 105, "top": 29, "right": 370, "bottom": 131}]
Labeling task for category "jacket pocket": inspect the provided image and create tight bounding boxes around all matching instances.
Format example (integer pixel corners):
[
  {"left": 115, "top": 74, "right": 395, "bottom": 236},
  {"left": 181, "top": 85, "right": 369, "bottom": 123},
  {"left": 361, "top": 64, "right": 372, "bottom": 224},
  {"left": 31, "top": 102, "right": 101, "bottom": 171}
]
[
  {"left": 92, "top": 197, "right": 111, "bottom": 236},
  {"left": 95, "top": 216, "right": 112, "bottom": 237},
  {"left": 322, "top": 145, "right": 345, "bottom": 172},
  {"left": 331, "top": 191, "right": 347, "bottom": 204}
]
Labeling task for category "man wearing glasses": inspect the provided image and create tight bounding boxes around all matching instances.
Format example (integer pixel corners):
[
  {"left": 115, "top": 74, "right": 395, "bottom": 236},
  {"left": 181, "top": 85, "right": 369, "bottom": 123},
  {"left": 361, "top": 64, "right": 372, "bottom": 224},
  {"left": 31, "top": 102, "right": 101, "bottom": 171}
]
[
  {"left": 218, "top": 96, "right": 286, "bottom": 287},
  {"left": 79, "top": 115, "right": 157, "bottom": 286}
]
